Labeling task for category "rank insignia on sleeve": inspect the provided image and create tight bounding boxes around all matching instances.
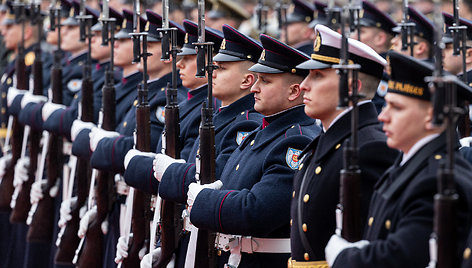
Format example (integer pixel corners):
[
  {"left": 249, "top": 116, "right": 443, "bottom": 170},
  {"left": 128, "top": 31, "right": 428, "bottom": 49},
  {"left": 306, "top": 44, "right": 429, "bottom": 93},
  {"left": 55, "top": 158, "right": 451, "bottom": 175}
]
[
  {"left": 286, "top": 147, "right": 302, "bottom": 169},
  {"left": 67, "top": 79, "right": 82, "bottom": 92},
  {"left": 156, "top": 106, "right": 165, "bottom": 123},
  {"left": 236, "top": 131, "right": 250, "bottom": 145}
]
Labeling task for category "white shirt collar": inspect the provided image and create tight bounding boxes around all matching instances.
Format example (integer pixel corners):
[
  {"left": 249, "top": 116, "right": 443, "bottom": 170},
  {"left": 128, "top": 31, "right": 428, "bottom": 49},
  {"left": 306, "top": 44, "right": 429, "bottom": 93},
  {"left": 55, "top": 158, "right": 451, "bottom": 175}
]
[{"left": 323, "top": 100, "right": 371, "bottom": 132}]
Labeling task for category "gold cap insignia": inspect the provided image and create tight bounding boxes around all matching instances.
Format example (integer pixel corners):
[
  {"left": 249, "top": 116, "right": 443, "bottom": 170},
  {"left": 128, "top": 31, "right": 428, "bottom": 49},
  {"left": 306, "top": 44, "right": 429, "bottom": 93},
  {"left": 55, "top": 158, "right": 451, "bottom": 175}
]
[
  {"left": 376, "top": 22, "right": 381, "bottom": 28},
  {"left": 313, "top": 32, "right": 321, "bottom": 52},
  {"left": 359, "top": 9, "right": 364, "bottom": 18},
  {"left": 184, "top": 33, "right": 189, "bottom": 44},
  {"left": 25, "top": 51, "right": 35, "bottom": 66},
  {"left": 260, "top": 50, "right": 266, "bottom": 61},
  {"left": 69, "top": 7, "right": 74, "bottom": 18},
  {"left": 145, "top": 21, "right": 150, "bottom": 31},
  {"left": 122, "top": 19, "right": 127, "bottom": 29},
  {"left": 305, "top": 16, "right": 311, "bottom": 22},
  {"left": 220, "top": 39, "right": 226, "bottom": 50}
]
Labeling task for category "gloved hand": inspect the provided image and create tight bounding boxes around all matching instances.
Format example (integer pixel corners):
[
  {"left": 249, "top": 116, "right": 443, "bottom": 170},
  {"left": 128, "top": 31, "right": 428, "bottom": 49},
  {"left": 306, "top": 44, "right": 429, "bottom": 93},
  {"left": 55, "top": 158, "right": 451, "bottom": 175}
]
[
  {"left": 13, "top": 156, "right": 30, "bottom": 188},
  {"left": 115, "top": 235, "right": 130, "bottom": 263},
  {"left": 7, "top": 87, "right": 27, "bottom": 107},
  {"left": 89, "top": 127, "right": 119, "bottom": 152},
  {"left": 187, "top": 180, "right": 223, "bottom": 210},
  {"left": 71, "top": 119, "right": 96, "bottom": 141},
  {"left": 30, "top": 179, "right": 45, "bottom": 204},
  {"left": 460, "top": 136, "right": 472, "bottom": 147},
  {"left": 124, "top": 149, "right": 156, "bottom": 170},
  {"left": 42, "top": 102, "right": 66, "bottom": 121},
  {"left": 20, "top": 92, "right": 47, "bottom": 109},
  {"left": 153, "top": 154, "right": 186, "bottom": 182},
  {"left": 140, "top": 247, "right": 175, "bottom": 268},
  {"left": 325, "top": 234, "right": 370, "bottom": 267},
  {"left": 58, "top": 196, "right": 77, "bottom": 228},
  {"left": 0, "top": 153, "right": 12, "bottom": 180}
]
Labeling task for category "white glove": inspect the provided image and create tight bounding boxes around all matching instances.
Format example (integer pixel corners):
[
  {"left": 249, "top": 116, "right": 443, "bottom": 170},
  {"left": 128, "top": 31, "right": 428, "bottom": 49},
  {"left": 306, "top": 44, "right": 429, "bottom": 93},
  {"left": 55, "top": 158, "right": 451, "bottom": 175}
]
[
  {"left": 20, "top": 92, "right": 47, "bottom": 109},
  {"left": 140, "top": 247, "right": 175, "bottom": 268},
  {"left": 153, "top": 154, "right": 186, "bottom": 182},
  {"left": 13, "top": 156, "right": 30, "bottom": 188},
  {"left": 124, "top": 149, "right": 156, "bottom": 170},
  {"left": 42, "top": 102, "right": 66, "bottom": 121},
  {"left": 7, "top": 87, "right": 27, "bottom": 107},
  {"left": 115, "top": 235, "right": 130, "bottom": 263},
  {"left": 58, "top": 196, "right": 77, "bottom": 227},
  {"left": 71, "top": 119, "right": 96, "bottom": 141},
  {"left": 89, "top": 127, "right": 120, "bottom": 152},
  {"left": 325, "top": 234, "right": 370, "bottom": 267},
  {"left": 78, "top": 206, "right": 97, "bottom": 238},
  {"left": 0, "top": 154, "right": 12, "bottom": 179},
  {"left": 30, "top": 179, "right": 45, "bottom": 204},
  {"left": 460, "top": 136, "right": 472, "bottom": 147},
  {"left": 187, "top": 180, "right": 223, "bottom": 209}
]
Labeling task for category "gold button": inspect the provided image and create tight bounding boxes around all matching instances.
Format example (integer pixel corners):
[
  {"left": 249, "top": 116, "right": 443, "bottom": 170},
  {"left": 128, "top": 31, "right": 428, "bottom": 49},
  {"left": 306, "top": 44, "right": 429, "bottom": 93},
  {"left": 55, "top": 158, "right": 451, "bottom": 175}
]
[
  {"left": 250, "top": 140, "right": 255, "bottom": 146},
  {"left": 385, "top": 219, "right": 391, "bottom": 230},
  {"left": 303, "top": 194, "right": 309, "bottom": 203},
  {"left": 434, "top": 154, "right": 442, "bottom": 160},
  {"left": 368, "top": 217, "right": 374, "bottom": 226},
  {"left": 299, "top": 163, "right": 304, "bottom": 170},
  {"left": 291, "top": 125, "right": 294, "bottom": 128},
  {"left": 290, "top": 219, "right": 293, "bottom": 226},
  {"left": 161, "top": 87, "right": 165, "bottom": 91},
  {"left": 217, "top": 250, "right": 222, "bottom": 256},
  {"left": 240, "top": 111, "right": 245, "bottom": 115},
  {"left": 302, "top": 223, "right": 307, "bottom": 232},
  {"left": 1, "top": 92, "right": 5, "bottom": 98},
  {"left": 315, "top": 166, "right": 321, "bottom": 174},
  {"left": 292, "top": 191, "right": 295, "bottom": 198},
  {"left": 335, "top": 143, "right": 341, "bottom": 150},
  {"left": 133, "top": 100, "right": 138, "bottom": 106},
  {"left": 7, "top": 77, "right": 11, "bottom": 84},
  {"left": 464, "top": 248, "right": 471, "bottom": 260},
  {"left": 236, "top": 164, "right": 239, "bottom": 170},
  {"left": 123, "top": 121, "right": 127, "bottom": 127},
  {"left": 304, "top": 253, "right": 309, "bottom": 261}
]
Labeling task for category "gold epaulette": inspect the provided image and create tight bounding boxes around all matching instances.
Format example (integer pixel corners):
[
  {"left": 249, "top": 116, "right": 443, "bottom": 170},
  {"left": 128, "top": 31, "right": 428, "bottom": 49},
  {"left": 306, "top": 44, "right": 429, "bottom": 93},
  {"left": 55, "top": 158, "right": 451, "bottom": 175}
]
[{"left": 288, "top": 257, "right": 329, "bottom": 268}]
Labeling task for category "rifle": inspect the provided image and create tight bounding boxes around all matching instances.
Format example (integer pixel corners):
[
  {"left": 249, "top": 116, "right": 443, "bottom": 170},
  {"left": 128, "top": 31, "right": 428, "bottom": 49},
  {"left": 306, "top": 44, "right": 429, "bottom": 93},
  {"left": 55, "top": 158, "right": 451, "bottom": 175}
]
[
  {"left": 0, "top": 0, "right": 27, "bottom": 211},
  {"left": 276, "top": 0, "right": 288, "bottom": 44},
  {"left": 193, "top": 0, "right": 217, "bottom": 265},
  {"left": 10, "top": 0, "right": 43, "bottom": 224},
  {"left": 399, "top": 0, "right": 415, "bottom": 56},
  {"left": 326, "top": 0, "right": 341, "bottom": 31},
  {"left": 153, "top": 7, "right": 182, "bottom": 266},
  {"left": 76, "top": 2, "right": 116, "bottom": 266},
  {"left": 427, "top": 1, "right": 462, "bottom": 267},
  {"left": 55, "top": 3, "right": 95, "bottom": 263},
  {"left": 27, "top": 0, "right": 63, "bottom": 243},
  {"left": 121, "top": 1, "right": 152, "bottom": 266},
  {"left": 348, "top": 0, "right": 361, "bottom": 41},
  {"left": 333, "top": 1, "right": 363, "bottom": 242}
]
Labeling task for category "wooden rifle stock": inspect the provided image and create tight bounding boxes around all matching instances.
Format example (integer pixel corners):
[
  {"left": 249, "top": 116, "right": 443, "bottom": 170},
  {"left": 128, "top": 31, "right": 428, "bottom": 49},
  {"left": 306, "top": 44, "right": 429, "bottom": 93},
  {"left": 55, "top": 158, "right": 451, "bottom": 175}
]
[
  {"left": 78, "top": 71, "right": 116, "bottom": 268},
  {"left": 27, "top": 49, "right": 64, "bottom": 242},
  {"left": 0, "top": 44, "right": 27, "bottom": 211}
]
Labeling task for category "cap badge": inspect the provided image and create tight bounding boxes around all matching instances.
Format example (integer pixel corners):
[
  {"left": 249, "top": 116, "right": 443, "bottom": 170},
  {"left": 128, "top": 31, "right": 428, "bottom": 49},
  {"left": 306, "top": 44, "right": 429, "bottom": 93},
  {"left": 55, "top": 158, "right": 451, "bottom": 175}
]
[
  {"left": 122, "top": 19, "right": 127, "bottom": 29},
  {"left": 184, "top": 33, "right": 189, "bottom": 44},
  {"left": 220, "top": 39, "right": 226, "bottom": 50},
  {"left": 260, "top": 49, "right": 266, "bottom": 61},
  {"left": 145, "top": 21, "right": 150, "bottom": 31},
  {"left": 313, "top": 32, "right": 321, "bottom": 52},
  {"left": 69, "top": 7, "right": 74, "bottom": 18},
  {"left": 359, "top": 9, "right": 364, "bottom": 18}
]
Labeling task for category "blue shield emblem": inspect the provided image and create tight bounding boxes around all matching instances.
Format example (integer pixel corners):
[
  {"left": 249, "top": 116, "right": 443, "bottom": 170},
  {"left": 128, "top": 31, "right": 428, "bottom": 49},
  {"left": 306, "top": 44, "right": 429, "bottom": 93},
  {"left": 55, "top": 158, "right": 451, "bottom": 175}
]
[
  {"left": 156, "top": 106, "right": 165, "bottom": 123},
  {"left": 236, "top": 131, "right": 250, "bottom": 145},
  {"left": 286, "top": 147, "right": 302, "bottom": 170},
  {"left": 377, "top": 80, "right": 388, "bottom": 97}
]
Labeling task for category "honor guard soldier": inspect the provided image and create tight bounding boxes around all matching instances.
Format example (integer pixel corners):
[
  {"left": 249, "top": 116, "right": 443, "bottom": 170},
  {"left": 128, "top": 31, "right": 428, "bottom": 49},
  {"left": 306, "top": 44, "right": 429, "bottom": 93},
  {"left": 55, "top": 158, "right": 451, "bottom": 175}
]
[
  {"left": 325, "top": 51, "right": 472, "bottom": 267},
  {"left": 164, "top": 34, "right": 320, "bottom": 268},
  {"left": 308, "top": 1, "right": 328, "bottom": 29},
  {"left": 391, "top": 6, "right": 435, "bottom": 62},
  {"left": 289, "top": 24, "right": 398, "bottom": 267},
  {"left": 123, "top": 23, "right": 264, "bottom": 267},
  {"left": 206, "top": 0, "right": 251, "bottom": 31},
  {"left": 354, "top": 0, "right": 397, "bottom": 113},
  {"left": 280, "top": 0, "right": 315, "bottom": 55}
]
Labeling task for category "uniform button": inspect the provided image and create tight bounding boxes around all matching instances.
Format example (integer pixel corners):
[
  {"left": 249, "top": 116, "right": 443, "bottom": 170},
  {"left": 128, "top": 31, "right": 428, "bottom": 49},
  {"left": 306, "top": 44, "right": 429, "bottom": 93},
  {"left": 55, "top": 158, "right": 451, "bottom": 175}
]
[
  {"left": 304, "top": 253, "right": 309, "bottom": 261},
  {"left": 291, "top": 125, "right": 294, "bottom": 128},
  {"left": 302, "top": 223, "right": 307, "bottom": 232},
  {"left": 303, "top": 194, "right": 309, "bottom": 203},
  {"left": 123, "top": 121, "right": 127, "bottom": 127},
  {"left": 315, "top": 166, "right": 321, "bottom": 174},
  {"left": 368, "top": 217, "right": 374, "bottom": 226},
  {"left": 133, "top": 100, "right": 138, "bottom": 106},
  {"left": 1, "top": 92, "right": 5, "bottom": 98},
  {"left": 235, "top": 164, "right": 239, "bottom": 170},
  {"left": 250, "top": 140, "right": 255, "bottom": 146},
  {"left": 290, "top": 219, "right": 293, "bottom": 226},
  {"left": 161, "top": 87, "right": 165, "bottom": 91},
  {"left": 7, "top": 78, "right": 11, "bottom": 85},
  {"left": 1, "top": 108, "right": 5, "bottom": 114},
  {"left": 298, "top": 163, "right": 304, "bottom": 170},
  {"left": 292, "top": 191, "right": 295, "bottom": 198},
  {"left": 240, "top": 111, "right": 245, "bottom": 115},
  {"left": 464, "top": 248, "right": 471, "bottom": 260},
  {"left": 335, "top": 143, "right": 341, "bottom": 150},
  {"left": 434, "top": 154, "right": 442, "bottom": 160},
  {"left": 385, "top": 219, "right": 391, "bottom": 230}
]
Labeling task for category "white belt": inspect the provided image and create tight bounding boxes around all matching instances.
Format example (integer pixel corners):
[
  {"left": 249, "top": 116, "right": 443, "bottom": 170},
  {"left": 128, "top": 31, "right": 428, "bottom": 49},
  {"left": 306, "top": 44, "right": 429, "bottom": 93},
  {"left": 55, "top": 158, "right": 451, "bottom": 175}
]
[
  {"left": 215, "top": 233, "right": 291, "bottom": 254},
  {"left": 63, "top": 141, "right": 72, "bottom": 155}
]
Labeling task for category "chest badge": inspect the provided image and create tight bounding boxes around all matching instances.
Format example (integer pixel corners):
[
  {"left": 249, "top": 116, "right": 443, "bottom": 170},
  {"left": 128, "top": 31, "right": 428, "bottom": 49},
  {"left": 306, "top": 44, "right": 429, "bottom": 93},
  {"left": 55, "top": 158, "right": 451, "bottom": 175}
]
[
  {"left": 286, "top": 147, "right": 302, "bottom": 170},
  {"left": 236, "top": 131, "right": 250, "bottom": 145},
  {"left": 156, "top": 106, "right": 165, "bottom": 123}
]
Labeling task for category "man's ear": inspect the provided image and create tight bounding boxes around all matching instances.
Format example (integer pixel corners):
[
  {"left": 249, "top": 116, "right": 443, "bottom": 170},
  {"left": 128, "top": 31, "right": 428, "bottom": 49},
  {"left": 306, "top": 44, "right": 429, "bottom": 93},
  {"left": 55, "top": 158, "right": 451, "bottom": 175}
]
[
  {"left": 424, "top": 104, "right": 436, "bottom": 130},
  {"left": 415, "top": 41, "right": 427, "bottom": 58},
  {"left": 347, "top": 78, "right": 362, "bottom": 95},
  {"left": 375, "top": 31, "right": 387, "bottom": 49},
  {"left": 465, "top": 47, "right": 472, "bottom": 65},
  {"left": 288, "top": 83, "right": 302, "bottom": 101},
  {"left": 241, "top": 72, "right": 256, "bottom": 91}
]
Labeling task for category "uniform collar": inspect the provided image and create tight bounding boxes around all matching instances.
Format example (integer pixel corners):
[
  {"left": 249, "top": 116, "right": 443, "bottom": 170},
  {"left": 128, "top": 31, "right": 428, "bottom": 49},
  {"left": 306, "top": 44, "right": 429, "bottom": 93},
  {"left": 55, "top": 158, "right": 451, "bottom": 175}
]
[{"left": 400, "top": 133, "right": 440, "bottom": 166}]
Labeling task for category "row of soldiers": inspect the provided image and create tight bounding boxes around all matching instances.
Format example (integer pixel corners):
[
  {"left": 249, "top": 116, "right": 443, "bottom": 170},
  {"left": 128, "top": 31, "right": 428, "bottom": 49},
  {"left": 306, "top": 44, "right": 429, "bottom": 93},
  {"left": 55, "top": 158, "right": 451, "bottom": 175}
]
[{"left": 0, "top": 0, "right": 472, "bottom": 267}]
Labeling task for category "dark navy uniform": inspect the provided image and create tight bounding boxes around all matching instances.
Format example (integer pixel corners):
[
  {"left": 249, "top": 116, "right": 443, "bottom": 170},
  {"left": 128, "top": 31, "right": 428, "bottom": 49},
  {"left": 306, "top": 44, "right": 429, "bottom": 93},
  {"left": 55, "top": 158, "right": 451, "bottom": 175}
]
[{"left": 331, "top": 52, "right": 472, "bottom": 268}]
